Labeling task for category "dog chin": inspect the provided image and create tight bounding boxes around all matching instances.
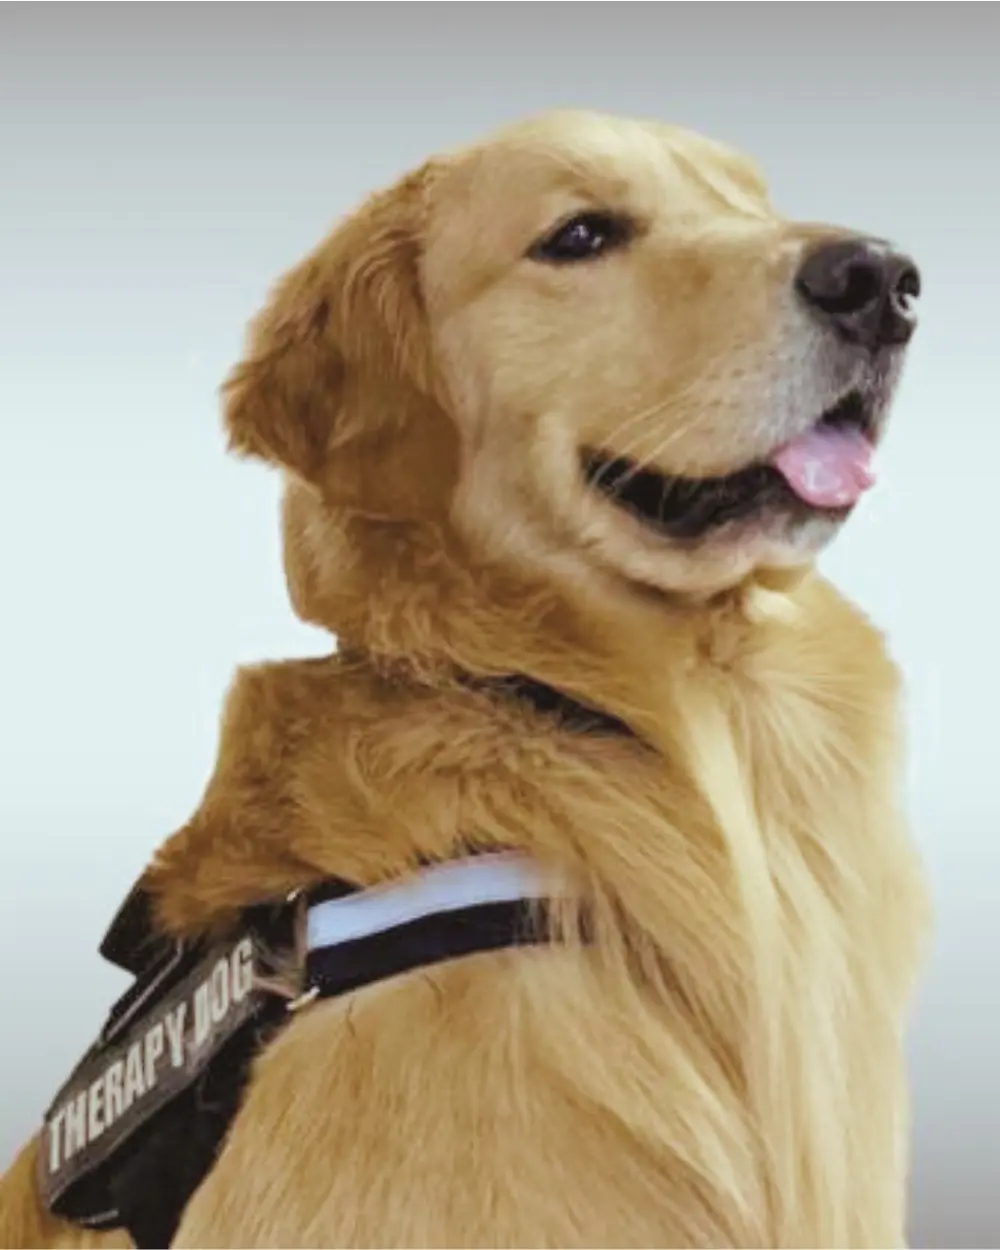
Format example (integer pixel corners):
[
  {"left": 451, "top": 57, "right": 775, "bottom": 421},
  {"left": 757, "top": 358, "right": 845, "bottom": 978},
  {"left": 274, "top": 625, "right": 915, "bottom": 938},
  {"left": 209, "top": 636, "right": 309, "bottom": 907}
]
[
  {"left": 566, "top": 454, "right": 857, "bottom": 599},
  {"left": 593, "top": 502, "right": 843, "bottom": 600},
  {"left": 716, "top": 507, "right": 846, "bottom": 571}
]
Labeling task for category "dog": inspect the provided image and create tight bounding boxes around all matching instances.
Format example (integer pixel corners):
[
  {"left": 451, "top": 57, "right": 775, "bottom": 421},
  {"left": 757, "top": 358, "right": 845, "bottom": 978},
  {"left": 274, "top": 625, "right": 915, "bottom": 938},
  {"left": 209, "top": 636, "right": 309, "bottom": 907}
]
[{"left": 0, "top": 109, "right": 931, "bottom": 1249}]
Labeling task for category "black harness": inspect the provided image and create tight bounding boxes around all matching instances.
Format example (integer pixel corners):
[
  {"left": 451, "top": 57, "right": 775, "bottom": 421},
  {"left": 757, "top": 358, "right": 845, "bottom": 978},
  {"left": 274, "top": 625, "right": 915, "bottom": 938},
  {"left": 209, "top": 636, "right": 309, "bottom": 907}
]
[{"left": 36, "top": 676, "right": 638, "bottom": 1249}]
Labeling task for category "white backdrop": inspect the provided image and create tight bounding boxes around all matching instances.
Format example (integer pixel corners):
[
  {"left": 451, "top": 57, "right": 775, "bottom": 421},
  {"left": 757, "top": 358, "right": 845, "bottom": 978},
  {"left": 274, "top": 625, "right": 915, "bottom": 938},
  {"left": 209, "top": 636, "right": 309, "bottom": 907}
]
[{"left": 0, "top": 6, "right": 996, "bottom": 1245}]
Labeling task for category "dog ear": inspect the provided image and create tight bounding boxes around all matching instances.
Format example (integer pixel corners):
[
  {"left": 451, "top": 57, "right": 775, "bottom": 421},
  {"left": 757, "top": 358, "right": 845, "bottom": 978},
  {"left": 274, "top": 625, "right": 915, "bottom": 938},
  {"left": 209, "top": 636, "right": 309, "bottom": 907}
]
[{"left": 221, "top": 165, "right": 439, "bottom": 490}]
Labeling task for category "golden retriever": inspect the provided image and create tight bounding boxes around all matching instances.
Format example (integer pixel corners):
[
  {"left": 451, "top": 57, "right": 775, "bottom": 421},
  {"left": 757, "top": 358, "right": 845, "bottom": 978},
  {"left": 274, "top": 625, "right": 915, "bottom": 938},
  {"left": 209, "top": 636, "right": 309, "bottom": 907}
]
[{"left": 1, "top": 109, "right": 931, "bottom": 1249}]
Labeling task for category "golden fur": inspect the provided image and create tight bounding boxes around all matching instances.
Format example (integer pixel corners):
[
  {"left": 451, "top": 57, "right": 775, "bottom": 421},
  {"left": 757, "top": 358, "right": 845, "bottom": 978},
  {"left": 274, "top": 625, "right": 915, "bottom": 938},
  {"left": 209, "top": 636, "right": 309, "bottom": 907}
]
[{"left": 1, "top": 110, "right": 930, "bottom": 1248}]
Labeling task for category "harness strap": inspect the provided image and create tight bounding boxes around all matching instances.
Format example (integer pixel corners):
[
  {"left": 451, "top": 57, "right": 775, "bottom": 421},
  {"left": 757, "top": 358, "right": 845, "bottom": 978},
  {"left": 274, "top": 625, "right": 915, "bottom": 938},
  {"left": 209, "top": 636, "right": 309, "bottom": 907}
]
[{"left": 303, "top": 852, "right": 552, "bottom": 1000}]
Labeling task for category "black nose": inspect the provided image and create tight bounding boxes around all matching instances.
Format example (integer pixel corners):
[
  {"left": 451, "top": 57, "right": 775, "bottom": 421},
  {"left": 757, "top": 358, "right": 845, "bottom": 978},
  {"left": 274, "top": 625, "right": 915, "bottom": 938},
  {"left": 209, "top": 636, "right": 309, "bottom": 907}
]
[{"left": 795, "top": 237, "right": 920, "bottom": 348}]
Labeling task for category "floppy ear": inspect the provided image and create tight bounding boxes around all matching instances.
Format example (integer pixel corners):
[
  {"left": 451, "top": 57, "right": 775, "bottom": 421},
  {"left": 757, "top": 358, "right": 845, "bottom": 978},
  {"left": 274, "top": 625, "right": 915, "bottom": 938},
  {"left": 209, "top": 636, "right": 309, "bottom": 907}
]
[{"left": 221, "top": 164, "right": 443, "bottom": 499}]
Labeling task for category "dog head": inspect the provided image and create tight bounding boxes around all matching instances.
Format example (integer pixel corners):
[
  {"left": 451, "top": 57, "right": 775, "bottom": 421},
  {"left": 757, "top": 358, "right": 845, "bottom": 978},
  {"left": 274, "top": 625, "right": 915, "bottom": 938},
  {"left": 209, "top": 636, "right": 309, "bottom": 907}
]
[{"left": 223, "top": 110, "right": 919, "bottom": 635}]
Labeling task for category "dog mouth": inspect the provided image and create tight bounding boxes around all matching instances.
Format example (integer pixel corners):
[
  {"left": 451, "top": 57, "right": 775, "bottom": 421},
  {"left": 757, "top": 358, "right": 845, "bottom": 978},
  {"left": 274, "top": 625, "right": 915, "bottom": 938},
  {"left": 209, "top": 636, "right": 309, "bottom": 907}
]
[{"left": 582, "top": 390, "right": 879, "bottom": 541}]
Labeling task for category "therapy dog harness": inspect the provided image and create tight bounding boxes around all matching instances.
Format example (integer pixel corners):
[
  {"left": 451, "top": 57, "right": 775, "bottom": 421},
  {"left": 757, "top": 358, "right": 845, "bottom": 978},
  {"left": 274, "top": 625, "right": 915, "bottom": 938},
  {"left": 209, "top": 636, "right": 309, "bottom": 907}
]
[{"left": 36, "top": 675, "right": 637, "bottom": 1249}]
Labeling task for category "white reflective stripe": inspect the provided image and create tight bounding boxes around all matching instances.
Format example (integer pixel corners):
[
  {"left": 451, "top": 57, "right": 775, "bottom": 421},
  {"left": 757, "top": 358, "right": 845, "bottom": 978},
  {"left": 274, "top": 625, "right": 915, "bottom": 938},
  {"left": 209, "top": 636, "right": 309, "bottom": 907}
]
[{"left": 305, "top": 854, "right": 550, "bottom": 951}]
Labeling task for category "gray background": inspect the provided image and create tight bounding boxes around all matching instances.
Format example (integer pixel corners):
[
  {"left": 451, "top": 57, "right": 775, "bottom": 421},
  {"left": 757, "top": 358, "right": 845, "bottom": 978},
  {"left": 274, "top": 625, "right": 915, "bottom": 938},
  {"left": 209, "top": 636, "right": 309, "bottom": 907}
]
[{"left": 1, "top": 5, "right": 996, "bottom": 1245}]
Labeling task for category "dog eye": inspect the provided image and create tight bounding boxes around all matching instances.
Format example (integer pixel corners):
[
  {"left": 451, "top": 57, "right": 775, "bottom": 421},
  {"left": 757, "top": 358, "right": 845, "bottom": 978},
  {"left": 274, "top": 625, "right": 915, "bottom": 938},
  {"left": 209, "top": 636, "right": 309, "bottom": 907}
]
[{"left": 528, "top": 211, "right": 634, "bottom": 264}]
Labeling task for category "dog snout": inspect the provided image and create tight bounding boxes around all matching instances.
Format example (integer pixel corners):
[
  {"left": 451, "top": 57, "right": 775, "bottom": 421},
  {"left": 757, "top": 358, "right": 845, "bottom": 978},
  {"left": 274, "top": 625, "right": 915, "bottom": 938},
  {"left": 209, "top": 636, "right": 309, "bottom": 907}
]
[{"left": 795, "top": 237, "right": 920, "bottom": 349}]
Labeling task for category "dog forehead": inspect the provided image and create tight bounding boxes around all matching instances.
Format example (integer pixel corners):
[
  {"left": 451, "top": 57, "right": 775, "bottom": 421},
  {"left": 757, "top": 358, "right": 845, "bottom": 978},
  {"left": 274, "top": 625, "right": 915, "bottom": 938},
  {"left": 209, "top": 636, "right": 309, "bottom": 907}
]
[{"left": 446, "top": 113, "right": 711, "bottom": 216}]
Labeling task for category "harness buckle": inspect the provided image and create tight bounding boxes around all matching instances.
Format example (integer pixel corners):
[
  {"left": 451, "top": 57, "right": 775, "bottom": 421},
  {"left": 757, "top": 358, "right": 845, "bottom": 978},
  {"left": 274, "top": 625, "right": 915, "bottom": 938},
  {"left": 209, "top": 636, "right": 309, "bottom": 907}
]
[
  {"left": 286, "top": 984, "right": 320, "bottom": 1013},
  {"left": 281, "top": 887, "right": 317, "bottom": 1012}
]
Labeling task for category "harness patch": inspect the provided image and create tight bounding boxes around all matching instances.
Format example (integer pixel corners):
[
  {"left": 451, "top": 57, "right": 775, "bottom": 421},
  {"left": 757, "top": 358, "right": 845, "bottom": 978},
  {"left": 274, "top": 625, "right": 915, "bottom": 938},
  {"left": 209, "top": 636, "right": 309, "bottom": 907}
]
[{"left": 40, "top": 933, "right": 263, "bottom": 1208}]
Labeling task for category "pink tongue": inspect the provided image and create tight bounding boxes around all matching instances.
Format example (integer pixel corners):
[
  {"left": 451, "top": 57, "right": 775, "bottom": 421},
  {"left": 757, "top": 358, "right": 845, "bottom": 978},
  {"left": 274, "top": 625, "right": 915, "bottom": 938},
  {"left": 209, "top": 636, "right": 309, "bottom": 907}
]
[{"left": 770, "top": 425, "right": 876, "bottom": 509}]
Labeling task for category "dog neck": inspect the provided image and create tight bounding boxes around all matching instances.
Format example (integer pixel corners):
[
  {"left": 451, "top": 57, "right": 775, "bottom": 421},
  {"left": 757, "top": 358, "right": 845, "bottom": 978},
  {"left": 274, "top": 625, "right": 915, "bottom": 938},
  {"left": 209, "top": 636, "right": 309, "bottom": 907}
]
[
  {"left": 337, "top": 645, "right": 645, "bottom": 744},
  {"left": 280, "top": 481, "right": 814, "bottom": 751}
]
